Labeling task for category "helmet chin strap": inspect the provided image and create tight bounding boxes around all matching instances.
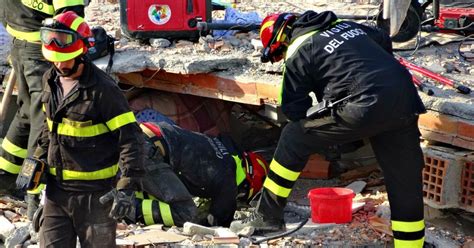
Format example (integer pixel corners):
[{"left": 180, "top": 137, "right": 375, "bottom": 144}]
[{"left": 54, "top": 57, "right": 83, "bottom": 77}]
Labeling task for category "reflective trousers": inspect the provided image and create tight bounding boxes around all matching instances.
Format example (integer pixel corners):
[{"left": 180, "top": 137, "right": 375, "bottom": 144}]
[{"left": 257, "top": 115, "right": 425, "bottom": 247}]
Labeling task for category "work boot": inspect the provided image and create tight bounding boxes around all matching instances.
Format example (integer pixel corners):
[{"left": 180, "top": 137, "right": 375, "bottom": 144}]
[{"left": 230, "top": 210, "right": 285, "bottom": 234}]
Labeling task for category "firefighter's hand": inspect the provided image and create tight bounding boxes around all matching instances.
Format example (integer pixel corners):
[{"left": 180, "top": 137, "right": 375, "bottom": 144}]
[{"left": 99, "top": 188, "right": 136, "bottom": 220}]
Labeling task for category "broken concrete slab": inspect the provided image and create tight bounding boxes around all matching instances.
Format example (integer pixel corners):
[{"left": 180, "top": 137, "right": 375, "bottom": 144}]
[
  {"left": 286, "top": 219, "right": 338, "bottom": 236},
  {"left": 94, "top": 49, "right": 252, "bottom": 75},
  {"left": 123, "top": 229, "right": 186, "bottom": 246},
  {"left": 4, "top": 224, "right": 30, "bottom": 248},
  {"left": 352, "top": 202, "right": 366, "bottom": 213},
  {"left": 236, "top": 226, "right": 255, "bottom": 237},
  {"left": 182, "top": 222, "right": 216, "bottom": 236},
  {"left": 0, "top": 215, "right": 15, "bottom": 242},
  {"left": 425, "top": 227, "right": 461, "bottom": 248},
  {"left": 345, "top": 181, "right": 367, "bottom": 194},
  {"left": 115, "top": 238, "right": 135, "bottom": 248},
  {"left": 214, "top": 228, "right": 238, "bottom": 238},
  {"left": 375, "top": 202, "right": 391, "bottom": 219}
]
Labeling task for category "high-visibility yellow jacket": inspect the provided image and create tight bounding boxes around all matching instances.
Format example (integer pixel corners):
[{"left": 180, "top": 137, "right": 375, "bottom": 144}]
[
  {"left": 3, "top": 0, "right": 85, "bottom": 42},
  {"left": 36, "top": 60, "right": 145, "bottom": 191}
]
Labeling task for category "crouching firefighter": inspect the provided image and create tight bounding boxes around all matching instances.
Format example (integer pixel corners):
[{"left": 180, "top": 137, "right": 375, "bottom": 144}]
[
  {"left": 133, "top": 121, "right": 269, "bottom": 227},
  {"left": 230, "top": 11, "right": 427, "bottom": 248}
]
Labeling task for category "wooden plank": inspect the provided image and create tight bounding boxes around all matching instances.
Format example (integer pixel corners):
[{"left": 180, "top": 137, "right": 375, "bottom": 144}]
[{"left": 117, "top": 71, "right": 280, "bottom": 106}]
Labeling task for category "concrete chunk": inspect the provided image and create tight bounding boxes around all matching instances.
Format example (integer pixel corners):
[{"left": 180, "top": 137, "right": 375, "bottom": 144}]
[
  {"left": 286, "top": 219, "right": 338, "bottom": 236},
  {"left": 345, "top": 181, "right": 367, "bottom": 194},
  {"left": 182, "top": 222, "right": 216, "bottom": 236},
  {"left": 0, "top": 215, "right": 15, "bottom": 242},
  {"left": 5, "top": 224, "right": 29, "bottom": 248}
]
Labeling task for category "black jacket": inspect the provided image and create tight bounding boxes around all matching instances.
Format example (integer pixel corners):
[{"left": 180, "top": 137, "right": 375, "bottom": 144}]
[
  {"left": 37, "top": 60, "right": 145, "bottom": 192},
  {"left": 156, "top": 122, "right": 244, "bottom": 226},
  {"left": 281, "top": 11, "right": 425, "bottom": 125},
  {"left": 4, "top": 0, "right": 84, "bottom": 41}
]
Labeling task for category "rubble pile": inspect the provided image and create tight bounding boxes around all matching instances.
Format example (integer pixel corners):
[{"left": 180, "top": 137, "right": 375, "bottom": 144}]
[
  {"left": 1, "top": 185, "right": 472, "bottom": 247},
  {"left": 0, "top": 196, "right": 38, "bottom": 248}
]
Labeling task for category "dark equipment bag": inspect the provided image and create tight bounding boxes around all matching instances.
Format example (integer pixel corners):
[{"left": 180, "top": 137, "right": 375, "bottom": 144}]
[{"left": 86, "top": 26, "right": 115, "bottom": 74}]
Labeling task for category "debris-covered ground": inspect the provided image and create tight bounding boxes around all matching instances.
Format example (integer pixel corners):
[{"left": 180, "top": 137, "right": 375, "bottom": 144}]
[{"left": 0, "top": 0, "right": 473, "bottom": 247}]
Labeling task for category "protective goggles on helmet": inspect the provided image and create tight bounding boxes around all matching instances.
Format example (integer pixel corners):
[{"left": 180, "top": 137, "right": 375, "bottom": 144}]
[{"left": 40, "top": 27, "right": 80, "bottom": 48}]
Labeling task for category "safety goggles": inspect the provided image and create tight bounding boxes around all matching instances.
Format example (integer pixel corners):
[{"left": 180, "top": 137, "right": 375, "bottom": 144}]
[{"left": 40, "top": 27, "right": 80, "bottom": 48}]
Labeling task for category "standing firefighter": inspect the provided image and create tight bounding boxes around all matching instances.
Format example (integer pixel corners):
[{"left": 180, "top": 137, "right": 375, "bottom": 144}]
[
  {"left": 230, "top": 11, "right": 427, "bottom": 247},
  {"left": 134, "top": 121, "right": 269, "bottom": 227},
  {"left": 36, "top": 11, "right": 144, "bottom": 247},
  {"left": 0, "top": 0, "right": 84, "bottom": 219}
]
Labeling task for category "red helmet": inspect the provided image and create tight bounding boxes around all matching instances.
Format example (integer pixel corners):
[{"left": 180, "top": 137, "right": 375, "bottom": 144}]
[
  {"left": 40, "top": 11, "right": 93, "bottom": 62},
  {"left": 243, "top": 152, "right": 269, "bottom": 199},
  {"left": 260, "top": 13, "right": 297, "bottom": 63}
]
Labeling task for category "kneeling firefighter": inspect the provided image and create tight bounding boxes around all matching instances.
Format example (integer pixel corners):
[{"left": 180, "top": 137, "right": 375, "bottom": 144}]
[{"left": 134, "top": 121, "right": 269, "bottom": 227}]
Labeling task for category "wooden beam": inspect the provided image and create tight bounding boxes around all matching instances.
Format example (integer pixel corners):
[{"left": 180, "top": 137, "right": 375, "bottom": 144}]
[{"left": 117, "top": 71, "right": 280, "bottom": 106}]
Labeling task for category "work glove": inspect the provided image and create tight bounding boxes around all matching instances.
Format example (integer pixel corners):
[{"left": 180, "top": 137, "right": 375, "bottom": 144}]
[
  {"left": 100, "top": 177, "right": 138, "bottom": 221},
  {"left": 99, "top": 188, "right": 136, "bottom": 221}
]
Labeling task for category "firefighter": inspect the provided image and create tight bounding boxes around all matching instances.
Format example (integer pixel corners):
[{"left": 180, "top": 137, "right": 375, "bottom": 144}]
[
  {"left": 134, "top": 121, "right": 269, "bottom": 227},
  {"left": 230, "top": 11, "right": 427, "bottom": 248},
  {"left": 35, "top": 12, "right": 144, "bottom": 247},
  {"left": 0, "top": 0, "right": 85, "bottom": 220}
]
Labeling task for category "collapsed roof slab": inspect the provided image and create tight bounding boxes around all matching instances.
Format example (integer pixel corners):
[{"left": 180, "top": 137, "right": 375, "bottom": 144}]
[
  {"left": 95, "top": 48, "right": 252, "bottom": 75},
  {"left": 95, "top": 48, "right": 282, "bottom": 105}
]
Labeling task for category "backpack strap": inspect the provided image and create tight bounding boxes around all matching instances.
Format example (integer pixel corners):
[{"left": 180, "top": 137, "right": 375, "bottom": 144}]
[{"left": 105, "top": 34, "right": 115, "bottom": 74}]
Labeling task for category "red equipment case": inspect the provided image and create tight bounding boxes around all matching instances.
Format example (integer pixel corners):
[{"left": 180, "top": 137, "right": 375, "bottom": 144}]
[
  {"left": 120, "top": 0, "right": 212, "bottom": 40},
  {"left": 436, "top": 7, "right": 474, "bottom": 34}
]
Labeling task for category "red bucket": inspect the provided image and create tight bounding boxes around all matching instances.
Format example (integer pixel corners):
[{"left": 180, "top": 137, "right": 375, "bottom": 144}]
[{"left": 307, "top": 187, "right": 355, "bottom": 224}]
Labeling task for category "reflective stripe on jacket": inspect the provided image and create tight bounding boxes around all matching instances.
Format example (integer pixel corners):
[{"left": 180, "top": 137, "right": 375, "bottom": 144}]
[{"left": 37, "top": 60, "right": 145, "bottom": 191}]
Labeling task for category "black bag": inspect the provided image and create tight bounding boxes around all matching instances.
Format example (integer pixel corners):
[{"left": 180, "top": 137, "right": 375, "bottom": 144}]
[{"left": 87, "top": 26, "right": 115, "bottom": 74}]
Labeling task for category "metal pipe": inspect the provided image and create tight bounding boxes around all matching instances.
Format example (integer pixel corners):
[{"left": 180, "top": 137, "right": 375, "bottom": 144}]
[
  {"left": 383, "top": 0, "right": 391, "bottom": 20},
  {"left": 0, "top": 69, "right": 16, "bottom": 122},
  {"left": 433, "top": 0, "right": 440, "bottom": 20},
  {"left": 399, "top": 56, "right": 471, "bottom": 94}
]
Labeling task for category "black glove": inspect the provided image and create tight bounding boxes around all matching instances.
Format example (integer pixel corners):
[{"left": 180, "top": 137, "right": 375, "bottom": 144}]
[{"left": 99, "top": 188, "right": 136, "bottom": 221}]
